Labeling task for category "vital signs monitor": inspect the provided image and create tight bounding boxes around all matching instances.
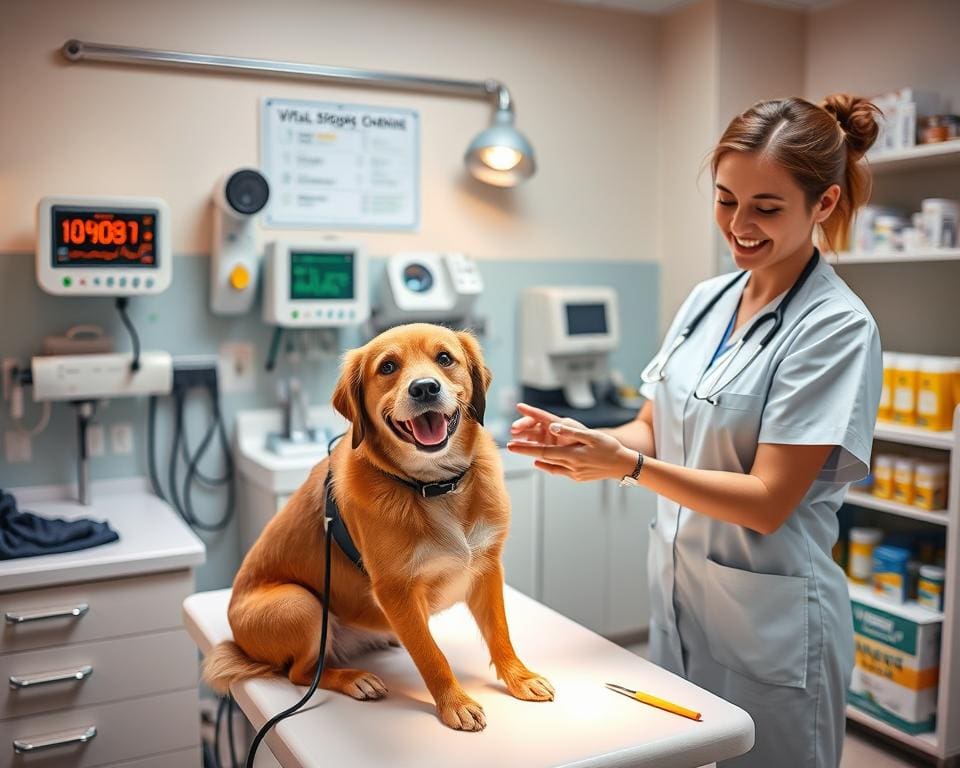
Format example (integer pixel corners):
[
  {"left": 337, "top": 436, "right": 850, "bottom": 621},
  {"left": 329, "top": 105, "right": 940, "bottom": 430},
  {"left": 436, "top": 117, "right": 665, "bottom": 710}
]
[
  {"left": 262, "top": 241, "right": 369, "bottom": 328},
  {"left": 36, "top": 195, "right": 172, "bottom": 296}
]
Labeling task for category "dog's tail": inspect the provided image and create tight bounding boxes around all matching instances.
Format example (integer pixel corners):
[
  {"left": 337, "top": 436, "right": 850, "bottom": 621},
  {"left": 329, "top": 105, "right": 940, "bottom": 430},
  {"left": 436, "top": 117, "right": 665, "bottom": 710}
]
[{"left": 202, "top": 641, "right": 281, "bottom": 694}]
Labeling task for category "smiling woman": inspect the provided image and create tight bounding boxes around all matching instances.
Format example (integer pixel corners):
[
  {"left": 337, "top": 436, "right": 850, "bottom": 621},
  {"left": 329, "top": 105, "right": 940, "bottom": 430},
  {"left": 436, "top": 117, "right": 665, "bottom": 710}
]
[{"left": 509, "top": 93, "right": 885, "bottom": 768}]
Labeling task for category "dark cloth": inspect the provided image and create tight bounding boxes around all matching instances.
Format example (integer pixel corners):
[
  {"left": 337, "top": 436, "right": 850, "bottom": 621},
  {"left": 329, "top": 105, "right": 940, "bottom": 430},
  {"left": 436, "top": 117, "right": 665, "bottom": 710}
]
[{"left": 0, "top": 489, "right": 119, "bottom": 560}]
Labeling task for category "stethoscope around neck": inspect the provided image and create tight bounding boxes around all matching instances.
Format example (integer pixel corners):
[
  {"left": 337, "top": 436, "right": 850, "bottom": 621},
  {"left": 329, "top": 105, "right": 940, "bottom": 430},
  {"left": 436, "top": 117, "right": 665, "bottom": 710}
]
[{"left": 641, "top": 249, "right": 820, "bottom": 405}]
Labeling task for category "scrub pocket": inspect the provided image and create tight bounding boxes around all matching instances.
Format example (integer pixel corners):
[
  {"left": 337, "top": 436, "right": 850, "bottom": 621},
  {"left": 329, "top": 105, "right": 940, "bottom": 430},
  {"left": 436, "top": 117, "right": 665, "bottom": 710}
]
[
  {"left": 711, "top": 391, "right": 764, "bottom": 412},
  {"left": 703, "top": 557, "right": 809, "bottom": 689}
]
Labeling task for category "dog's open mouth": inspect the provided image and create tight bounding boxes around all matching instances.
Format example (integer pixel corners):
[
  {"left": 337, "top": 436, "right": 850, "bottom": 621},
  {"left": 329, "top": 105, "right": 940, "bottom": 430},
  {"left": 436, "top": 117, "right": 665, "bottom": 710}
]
[{"left": 388, "top": 409, "right": 460, "bottom": 452}]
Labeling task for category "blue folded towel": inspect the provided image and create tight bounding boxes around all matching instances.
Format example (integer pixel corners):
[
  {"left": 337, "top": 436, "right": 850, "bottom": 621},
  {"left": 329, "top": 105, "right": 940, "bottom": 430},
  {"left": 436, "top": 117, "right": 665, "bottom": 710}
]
[{"left": 0, "top": 489, "right": 119, "bottom": 560}]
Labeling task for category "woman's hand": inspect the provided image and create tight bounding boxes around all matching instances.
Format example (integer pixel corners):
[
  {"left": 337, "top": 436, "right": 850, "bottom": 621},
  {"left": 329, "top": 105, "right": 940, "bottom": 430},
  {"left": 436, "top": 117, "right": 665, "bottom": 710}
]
[
  {"left": 510, "top": 403, "right": 588, "bottom": 447},
  {"left": 507, "top": 403, "right": 639, "bottom": 482}
]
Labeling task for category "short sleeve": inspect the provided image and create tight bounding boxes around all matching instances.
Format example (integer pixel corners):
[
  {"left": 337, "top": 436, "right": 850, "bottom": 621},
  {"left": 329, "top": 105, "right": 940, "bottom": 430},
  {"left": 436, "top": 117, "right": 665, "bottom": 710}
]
[
  {"left": 640, "top": 282, "right": 706, "bottom": 402},
  {"left": 758, "top": 311, "right": 882, "bottom": 483}
]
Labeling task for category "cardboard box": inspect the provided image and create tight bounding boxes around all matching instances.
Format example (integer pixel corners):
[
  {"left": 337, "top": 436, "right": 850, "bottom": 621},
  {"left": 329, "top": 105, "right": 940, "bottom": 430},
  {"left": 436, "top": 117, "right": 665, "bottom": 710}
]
[{"left": 849, "top": 590, "right": 941, "bottom": 734}]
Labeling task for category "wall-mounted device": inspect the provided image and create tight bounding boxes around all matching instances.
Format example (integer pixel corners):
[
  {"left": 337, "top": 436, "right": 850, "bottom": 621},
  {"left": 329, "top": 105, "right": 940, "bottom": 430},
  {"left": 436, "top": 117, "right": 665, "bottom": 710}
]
[
  {"left": 262, "top": 241, "right": 369, "bottom": 328},
  {"left": 31, "top": 352, "right": 173, "bottom": 402},
  {"left": 520, "top": 286, "right": 620, "bottom": 410},
  {"left": 374, "top": 252, "right": 483, "bottom": 329},
  {"left": 36, "top": 195, "right": 172, "bottom": 296},
  {"left": 210, "top": 168, "right": 270, "bottom": 315}
]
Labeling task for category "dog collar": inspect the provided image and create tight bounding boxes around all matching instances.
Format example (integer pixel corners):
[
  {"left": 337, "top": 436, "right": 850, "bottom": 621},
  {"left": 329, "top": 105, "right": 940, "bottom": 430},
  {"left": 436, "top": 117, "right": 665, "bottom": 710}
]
[{"left": 381, "top": 466, "right": 471, "bottom": 498}]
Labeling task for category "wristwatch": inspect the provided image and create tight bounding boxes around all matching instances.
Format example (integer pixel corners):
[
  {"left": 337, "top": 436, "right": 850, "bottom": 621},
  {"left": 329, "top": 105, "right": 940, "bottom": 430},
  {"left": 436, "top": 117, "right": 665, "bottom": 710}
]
[{"left": 619, "top": 451, "right": 645, "bottom": 487}]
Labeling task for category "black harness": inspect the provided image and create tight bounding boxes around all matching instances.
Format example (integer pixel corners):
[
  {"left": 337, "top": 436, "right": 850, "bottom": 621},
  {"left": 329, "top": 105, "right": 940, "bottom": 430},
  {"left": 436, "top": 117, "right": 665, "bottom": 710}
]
[{"left": 323, "top": 464, "right": 470, "bottom": 574}]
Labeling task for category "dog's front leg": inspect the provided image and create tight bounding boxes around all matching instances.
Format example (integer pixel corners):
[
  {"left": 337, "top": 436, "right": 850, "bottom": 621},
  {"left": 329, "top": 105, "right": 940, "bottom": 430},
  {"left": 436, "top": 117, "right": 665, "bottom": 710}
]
[
  {"left": 467, "top": 560, "right": 555, "bottom": 702},
  {"left": 374, "top": 580, "right": 486, "bottom": 731}
]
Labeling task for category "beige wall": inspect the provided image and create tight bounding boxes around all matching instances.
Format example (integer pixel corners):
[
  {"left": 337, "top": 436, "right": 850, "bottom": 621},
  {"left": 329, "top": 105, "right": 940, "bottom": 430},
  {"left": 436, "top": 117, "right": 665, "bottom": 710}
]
[
  {"left": 0, "top": 0, "right": 659, "bottom": 262},
  {"left": 655, "top": 0, "right": 806, "bottom": 329},
  {"left": 655, "top": 0, "right": 719, "bottom": 330}
]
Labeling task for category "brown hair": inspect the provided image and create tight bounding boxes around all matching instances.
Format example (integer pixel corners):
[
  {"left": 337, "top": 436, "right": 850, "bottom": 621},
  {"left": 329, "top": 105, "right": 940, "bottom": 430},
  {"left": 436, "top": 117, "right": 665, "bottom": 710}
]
[{"left": 711, "top": 94, "right": 881, "bottom": 252}]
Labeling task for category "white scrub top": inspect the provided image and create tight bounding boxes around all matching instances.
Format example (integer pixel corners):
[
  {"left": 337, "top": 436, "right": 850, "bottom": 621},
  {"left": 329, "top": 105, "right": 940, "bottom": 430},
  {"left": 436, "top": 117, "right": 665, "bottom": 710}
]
[{"left": 639, "top": 254, "right": 882, "bottom": 768}]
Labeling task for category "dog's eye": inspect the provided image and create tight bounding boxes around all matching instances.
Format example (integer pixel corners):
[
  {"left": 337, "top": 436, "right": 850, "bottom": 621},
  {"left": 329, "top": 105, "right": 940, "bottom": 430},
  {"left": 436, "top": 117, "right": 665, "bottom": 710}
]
[
  {"left": 436, "top": 352, "right": 454, "bottom": 367},
  {"left": 378, "top": 360, "right": 398, "bottom": 375}
]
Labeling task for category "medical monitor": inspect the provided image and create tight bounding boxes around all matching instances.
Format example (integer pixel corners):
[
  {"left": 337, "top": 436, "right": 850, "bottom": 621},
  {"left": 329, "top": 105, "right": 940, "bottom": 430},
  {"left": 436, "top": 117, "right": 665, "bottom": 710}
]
[
  {"left": 522, "top": 286, "right": 619, "bottom": 355},
  {"left": 262, "top": 241, "right": 369, "bottom": 327},
  {"left": 36, "top": 195, "right": 172, "bottom": 296}
]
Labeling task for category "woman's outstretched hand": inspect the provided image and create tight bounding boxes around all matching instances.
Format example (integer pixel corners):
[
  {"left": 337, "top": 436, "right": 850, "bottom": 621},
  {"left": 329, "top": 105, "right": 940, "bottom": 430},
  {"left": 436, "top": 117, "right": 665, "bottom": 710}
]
[{"left": 507, "top": 403, "right": 638, "bottom": 482}]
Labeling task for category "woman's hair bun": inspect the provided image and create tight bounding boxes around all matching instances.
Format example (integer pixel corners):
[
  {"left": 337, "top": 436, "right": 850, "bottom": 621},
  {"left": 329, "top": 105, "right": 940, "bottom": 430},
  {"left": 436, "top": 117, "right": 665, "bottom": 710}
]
[{"left": 821, "top": 93, "right": 881, "bottom": 159}]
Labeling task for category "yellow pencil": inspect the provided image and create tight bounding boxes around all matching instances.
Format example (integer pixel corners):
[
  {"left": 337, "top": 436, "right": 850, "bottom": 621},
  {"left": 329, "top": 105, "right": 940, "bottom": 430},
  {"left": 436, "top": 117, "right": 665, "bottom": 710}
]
[{"left": 606, "top": 683, "right": 703, "bottom": 721}]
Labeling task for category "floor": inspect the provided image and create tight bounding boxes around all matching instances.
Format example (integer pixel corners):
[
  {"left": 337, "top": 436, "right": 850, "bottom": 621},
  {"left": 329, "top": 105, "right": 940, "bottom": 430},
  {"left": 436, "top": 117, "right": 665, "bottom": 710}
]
[{"left": 620, "top": 641, "right": 931, "bottom": 768}]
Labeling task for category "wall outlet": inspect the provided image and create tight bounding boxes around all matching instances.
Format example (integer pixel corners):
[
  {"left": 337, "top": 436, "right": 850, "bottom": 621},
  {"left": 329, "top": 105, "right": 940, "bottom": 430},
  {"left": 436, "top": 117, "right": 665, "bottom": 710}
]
[
  {"left": 219, "top": 342, "right": 256, "bottom": 393},
  {"left": 110, "top": 423, "right": 134, "bottom": 455},
  {"left": 86, "top": 424, "right": 105, "bottom": 457},
  {"left": 4, "top": 430, "right": 31, "bottom": 463}
]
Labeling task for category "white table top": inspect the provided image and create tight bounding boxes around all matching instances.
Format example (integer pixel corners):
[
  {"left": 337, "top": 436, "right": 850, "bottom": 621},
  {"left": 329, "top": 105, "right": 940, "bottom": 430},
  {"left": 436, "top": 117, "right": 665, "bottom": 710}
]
[
  {"left": 1, "top": 479, "right": 206, "bottom": 592},
  {"left": 184, "top": 587, "right": 754, "bottom": 768}
]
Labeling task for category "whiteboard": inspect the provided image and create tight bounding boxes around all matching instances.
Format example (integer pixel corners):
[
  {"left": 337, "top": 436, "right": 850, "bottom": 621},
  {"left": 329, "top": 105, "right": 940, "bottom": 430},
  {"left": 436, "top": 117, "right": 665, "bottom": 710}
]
[{"left": 261, "top": 98, "right": 419, "bottom": 230}]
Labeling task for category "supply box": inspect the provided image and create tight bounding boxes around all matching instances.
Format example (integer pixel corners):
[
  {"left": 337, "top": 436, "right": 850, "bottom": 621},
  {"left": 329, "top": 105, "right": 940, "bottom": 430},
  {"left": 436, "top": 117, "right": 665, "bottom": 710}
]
[{"left": 849, "top": 590, "right": 941, "bottom": 734}]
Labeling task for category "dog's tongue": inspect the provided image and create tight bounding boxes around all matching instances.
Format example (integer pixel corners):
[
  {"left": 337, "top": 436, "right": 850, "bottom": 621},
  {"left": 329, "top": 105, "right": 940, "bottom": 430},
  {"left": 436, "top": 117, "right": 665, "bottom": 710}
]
[{"left": 409, "top": 411, "right": 448, "bottom": 445}]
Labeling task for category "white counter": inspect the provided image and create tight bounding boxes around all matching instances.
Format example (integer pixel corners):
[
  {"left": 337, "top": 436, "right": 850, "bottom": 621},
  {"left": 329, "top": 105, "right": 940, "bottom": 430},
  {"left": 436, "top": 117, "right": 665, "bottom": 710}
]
[
  {"left": 0, "top": 479, "right": 206, "bottom": 591},
  {"left": 184, "top": 586, "right": 754, "bottom": 768}
]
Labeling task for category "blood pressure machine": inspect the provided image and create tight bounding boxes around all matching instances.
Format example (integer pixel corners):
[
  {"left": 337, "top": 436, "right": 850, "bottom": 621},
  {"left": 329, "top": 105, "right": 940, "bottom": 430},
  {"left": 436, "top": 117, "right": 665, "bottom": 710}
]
[{"left": 520, "top": 286, "right": 638, "bottom": 427}]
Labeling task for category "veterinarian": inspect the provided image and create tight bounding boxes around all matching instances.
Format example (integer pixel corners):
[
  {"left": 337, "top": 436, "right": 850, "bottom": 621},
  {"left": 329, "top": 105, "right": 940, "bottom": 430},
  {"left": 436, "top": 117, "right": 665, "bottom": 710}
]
[{"left": 508, "top": 94, "right": 883, "bottom": 768}]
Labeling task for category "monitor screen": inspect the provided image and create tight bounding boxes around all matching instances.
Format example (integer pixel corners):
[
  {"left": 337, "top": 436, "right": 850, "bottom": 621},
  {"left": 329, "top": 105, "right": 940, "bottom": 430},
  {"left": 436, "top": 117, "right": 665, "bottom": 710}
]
[
  {"left": 290, "top": 251, "right": 355, "bottom": 300},
  {"left": 51, "top": 205, "right": 159, "bottom": 268},
  {"left": 565, "top": 303, "right": 608, "bottom": 335}
]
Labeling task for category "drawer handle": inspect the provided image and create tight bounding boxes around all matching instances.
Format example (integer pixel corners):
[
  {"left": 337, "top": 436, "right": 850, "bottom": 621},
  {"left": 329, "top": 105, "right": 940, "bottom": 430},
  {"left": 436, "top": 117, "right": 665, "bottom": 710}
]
[
  {"left": 10, "top": 664, "right": 94, "bottom": 690},
  {"left": 4, "top": 603, "right": 89, "bottom": 624},
  {"left": 13, "top": 725, "right": 97, "bottom": 753}
]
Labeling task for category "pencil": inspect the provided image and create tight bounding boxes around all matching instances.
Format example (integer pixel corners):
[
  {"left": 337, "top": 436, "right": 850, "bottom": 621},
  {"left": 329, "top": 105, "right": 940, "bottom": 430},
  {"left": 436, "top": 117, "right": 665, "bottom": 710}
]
[
  {"left": 631, "top": 689, "right": 702, "bottom": 721},
  {"left": 606, "top": 683, "right": 702, "bottom": 721}
]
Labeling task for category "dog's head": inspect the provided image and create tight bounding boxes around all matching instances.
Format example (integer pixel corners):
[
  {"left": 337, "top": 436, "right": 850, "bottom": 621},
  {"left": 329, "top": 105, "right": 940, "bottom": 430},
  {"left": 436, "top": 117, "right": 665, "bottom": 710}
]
[{"left": 332, "top": 324, "right": 492, "bottom": 461}]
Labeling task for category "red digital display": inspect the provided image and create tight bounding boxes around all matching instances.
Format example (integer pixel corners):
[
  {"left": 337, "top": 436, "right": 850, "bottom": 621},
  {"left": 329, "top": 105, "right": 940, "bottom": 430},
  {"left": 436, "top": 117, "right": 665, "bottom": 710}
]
[{"left": 52, "top": 206, "right": 159, "bottom": 268}]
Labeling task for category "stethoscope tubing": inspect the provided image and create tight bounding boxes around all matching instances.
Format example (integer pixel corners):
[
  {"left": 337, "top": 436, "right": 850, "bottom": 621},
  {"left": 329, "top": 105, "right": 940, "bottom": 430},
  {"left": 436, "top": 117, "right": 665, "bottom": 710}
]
[{"left": 641, "top": 249, "right": 820, "bottom": 385}]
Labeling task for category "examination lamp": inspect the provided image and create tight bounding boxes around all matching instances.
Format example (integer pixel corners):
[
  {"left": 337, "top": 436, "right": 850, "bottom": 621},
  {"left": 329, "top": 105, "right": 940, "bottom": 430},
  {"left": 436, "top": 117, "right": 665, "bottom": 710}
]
[{"left": 62, "top": 39, "right": 537, "bottom": 188}]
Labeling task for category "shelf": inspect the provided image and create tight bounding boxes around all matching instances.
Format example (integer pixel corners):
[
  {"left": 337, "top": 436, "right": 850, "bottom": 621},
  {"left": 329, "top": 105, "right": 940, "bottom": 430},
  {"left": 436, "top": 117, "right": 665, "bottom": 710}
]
[
  {"left": 874, "top": 420, "right": 954, "bottom": 450},
  {"left": 846, "top": 705, "right": 938, "bottom": 756},
  {"left": 868, "top": 140, "right": 960, "bottom": 174},
  {"left": 847, "top": 580, "right": 943, "bottom": 623},
  {"left": 845, "top": 491, "right": 950, "bottom": 526},
  {"left": 829, "top": 248, "right": 960, "bottom": 265}
]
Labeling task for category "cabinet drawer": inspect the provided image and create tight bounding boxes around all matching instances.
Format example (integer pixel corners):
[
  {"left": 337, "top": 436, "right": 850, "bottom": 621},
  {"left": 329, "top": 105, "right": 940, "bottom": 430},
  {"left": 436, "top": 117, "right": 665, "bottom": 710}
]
[
  {"left": 2, "top": 571, "right": 193, "bottom": 653},
  {"left": 3, "top": 688, "right": 199, "bottom": 768},
  {"left": 2, "top": 629, "right": 197, "bottom": 720}
]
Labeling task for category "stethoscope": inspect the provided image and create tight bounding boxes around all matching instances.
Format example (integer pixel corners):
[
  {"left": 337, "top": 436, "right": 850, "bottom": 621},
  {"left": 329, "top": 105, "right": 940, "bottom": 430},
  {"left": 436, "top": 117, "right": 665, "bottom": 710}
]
[{"left": 641, "top": 249, "right": 820, "bottom": 404}]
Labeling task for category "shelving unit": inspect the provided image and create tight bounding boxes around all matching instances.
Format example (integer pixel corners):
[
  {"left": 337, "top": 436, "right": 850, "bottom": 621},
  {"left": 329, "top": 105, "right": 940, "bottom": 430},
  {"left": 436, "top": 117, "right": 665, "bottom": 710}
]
[
  {"left": 828, "top": 248, "right": 960, "bottom": 266},
  {"left": 831, "top": 128, "right": 960, "bottom": 766},
  {"left": 868, "top": 140, "right": 960, "bottom": 174},
  {"left": 841, "top": 379, "right": 960, "bottom": 764}
]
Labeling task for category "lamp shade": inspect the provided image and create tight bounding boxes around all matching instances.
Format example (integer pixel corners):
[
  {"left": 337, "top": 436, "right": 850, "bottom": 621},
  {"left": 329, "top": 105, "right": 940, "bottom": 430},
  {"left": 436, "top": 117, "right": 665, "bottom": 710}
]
[{"left": 464, "top": 109, "right": 536, "bottom": 187}]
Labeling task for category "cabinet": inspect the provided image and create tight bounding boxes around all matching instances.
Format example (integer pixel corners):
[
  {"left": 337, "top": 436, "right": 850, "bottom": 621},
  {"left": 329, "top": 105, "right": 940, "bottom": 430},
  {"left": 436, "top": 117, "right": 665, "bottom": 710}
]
[
  {"left": 500, "top": 450, "right": 654, "bottom": 639},
  {"left": 833, "top": 141, "right": 960, "bottom": 765},
  {"left": 0, "top": 483, "right": 206, "bottom": 768}
]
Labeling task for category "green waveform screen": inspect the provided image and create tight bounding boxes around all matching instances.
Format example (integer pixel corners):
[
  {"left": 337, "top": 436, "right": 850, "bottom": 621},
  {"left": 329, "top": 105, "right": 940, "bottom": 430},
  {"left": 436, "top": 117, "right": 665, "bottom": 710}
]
[{"left": 290, "top": 251, "right": 354, "bottom": 300}]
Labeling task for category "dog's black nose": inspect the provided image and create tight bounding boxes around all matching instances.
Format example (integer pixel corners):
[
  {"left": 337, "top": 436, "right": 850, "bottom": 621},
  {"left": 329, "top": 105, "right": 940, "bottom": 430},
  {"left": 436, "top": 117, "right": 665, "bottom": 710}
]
[{"left": 408, "top": 378, "right": 441, "bottom": 402}]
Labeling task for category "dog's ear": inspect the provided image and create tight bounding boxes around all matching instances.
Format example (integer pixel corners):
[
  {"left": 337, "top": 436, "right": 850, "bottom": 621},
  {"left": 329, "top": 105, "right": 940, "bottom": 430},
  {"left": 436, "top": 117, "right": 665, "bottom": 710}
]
[
  {"left": 332, "top": 349, "right": 369, "bottom": 449},
  {"left": 457, "top": 331, "right": 492, "bottom": 426}
]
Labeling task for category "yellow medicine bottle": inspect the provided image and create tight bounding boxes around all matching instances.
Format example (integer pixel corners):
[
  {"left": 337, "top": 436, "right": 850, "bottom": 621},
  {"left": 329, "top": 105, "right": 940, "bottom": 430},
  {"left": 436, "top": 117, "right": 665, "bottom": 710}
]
[
  {"left": 893, "top": 355, "right": 921, "bottom": 425},
  {"left": 917, "top": 356, "right": 955, "bottom": 431},
  {"left": 893, "top": 457, "right": 916, "bottom": 505},
  {"left": 914, "top": 462, "right": 949, "bottom": 511},
  {"left": 871, "top": 454, "right": 896, "bottom": 499}
]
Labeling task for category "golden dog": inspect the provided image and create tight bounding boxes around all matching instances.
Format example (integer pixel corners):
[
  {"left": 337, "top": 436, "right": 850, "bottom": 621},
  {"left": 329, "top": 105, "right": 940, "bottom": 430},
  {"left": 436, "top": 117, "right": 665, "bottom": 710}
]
[{"left": 203, "top": 323, "right": 553, "bottom": 730}]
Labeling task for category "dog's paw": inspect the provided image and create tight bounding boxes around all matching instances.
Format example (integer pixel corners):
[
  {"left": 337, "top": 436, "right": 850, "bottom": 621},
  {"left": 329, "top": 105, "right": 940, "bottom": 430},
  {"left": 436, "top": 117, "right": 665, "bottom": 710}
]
[
  {"left": 437, "top": 692, "right": 486, "bottom": 731},
  {"left": 504, "top": 671, "right": 555, "bottom": 702},
  {"left": 341, "top": 670, "right": 389, "bottom": 700}
]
